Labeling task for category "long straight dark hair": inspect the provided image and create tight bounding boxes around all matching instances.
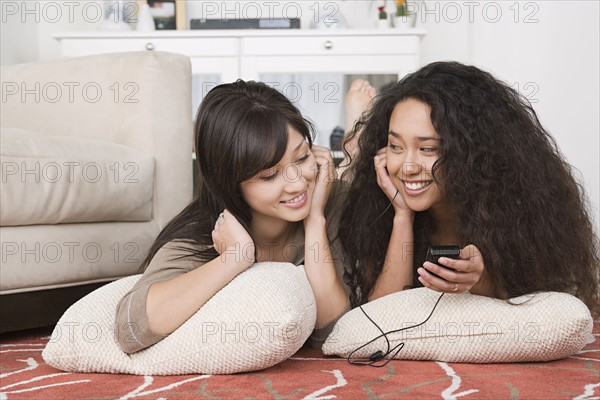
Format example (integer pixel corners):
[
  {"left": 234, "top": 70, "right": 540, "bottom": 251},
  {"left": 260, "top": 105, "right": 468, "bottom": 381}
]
[{"left": 141, "top": 80, "right": 314, "bottom": 266}]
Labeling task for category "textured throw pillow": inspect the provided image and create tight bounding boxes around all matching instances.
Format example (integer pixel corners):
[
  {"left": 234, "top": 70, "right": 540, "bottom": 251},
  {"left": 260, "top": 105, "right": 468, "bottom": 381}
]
[
  {"left": 322, "top": 288, "right": 593, "bottom": 363},
  {"left": 43, "top": 262, "right": 316, "bottom": 375},
  {"left": 0, "top": 128, "right": 154, "bottom": 226}
]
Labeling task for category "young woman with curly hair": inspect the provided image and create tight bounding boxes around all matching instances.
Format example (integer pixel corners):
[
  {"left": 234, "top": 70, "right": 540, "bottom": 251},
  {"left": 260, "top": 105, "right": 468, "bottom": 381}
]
[{"left": 339, "top": 61, "right": 599, "bottom": 316}]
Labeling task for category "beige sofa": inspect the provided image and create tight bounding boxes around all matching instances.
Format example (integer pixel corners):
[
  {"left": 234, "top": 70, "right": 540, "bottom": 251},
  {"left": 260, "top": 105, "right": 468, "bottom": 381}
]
[{"left": 0, "top": 52, "right": 193, "bottom": 332}]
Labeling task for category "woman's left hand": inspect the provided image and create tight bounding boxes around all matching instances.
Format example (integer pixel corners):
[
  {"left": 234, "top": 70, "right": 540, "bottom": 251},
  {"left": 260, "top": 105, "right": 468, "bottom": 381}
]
[
  {"left": 306, "top": 145, "right": 337, "bottom": 223},
  {"left": 417, "top": 244, "right": 485, "bottom": 294}
]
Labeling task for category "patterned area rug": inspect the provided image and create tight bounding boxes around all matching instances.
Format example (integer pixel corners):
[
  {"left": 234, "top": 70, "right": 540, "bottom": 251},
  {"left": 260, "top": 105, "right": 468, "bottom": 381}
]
[{"left": 1, "top": 322, "right": 598, "bottom": 400}]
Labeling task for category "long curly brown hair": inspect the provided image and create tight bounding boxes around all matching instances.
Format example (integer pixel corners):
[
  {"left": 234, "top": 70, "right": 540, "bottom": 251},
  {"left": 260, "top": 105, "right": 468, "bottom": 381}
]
[{"left": 339, "top": 61, "right": 599, "bottom": 315}]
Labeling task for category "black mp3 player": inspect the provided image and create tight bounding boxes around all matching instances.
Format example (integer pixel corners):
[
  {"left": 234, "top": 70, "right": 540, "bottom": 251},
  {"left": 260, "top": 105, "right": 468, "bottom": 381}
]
[{"left": 425, "top": 245, "right": 461, "bottom": 280}]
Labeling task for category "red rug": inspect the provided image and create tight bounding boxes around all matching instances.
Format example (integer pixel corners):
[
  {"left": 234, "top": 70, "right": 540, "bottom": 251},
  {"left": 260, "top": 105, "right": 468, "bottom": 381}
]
[{"left": 1, "top": 322, "right": 598, "bottom": 399}]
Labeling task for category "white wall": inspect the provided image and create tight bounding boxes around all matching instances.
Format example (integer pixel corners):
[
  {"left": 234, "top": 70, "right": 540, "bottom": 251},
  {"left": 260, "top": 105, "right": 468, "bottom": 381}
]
[
  {"left": 1, "top": 0, "right": 598, "bottom": 227},
  {"left": 0, "top": 0, "right": 119, "bottom": 64},
  {"left": 35, "top": 1, "right": 98, "bottom": 62},
  {"left": 397, "top": 0, "right": 599, "bottom": 229},
  {"left": 468, "top": 1, "right": 600, "bottom": 229},
  {"left": 0, "top": 0, "right": 39, "bottom": 65}
]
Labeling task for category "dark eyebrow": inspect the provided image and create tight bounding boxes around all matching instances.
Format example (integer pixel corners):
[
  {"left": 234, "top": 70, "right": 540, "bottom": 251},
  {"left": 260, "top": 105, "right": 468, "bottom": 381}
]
[
  {"left": 389, "top": 131, "right": 439, "bottom": 142},
  {"left": 294, "top": 140, "right": 306, "bottom": 152},
  {"left": 264, "top": 140, "right": 305, "bottom": 173}
]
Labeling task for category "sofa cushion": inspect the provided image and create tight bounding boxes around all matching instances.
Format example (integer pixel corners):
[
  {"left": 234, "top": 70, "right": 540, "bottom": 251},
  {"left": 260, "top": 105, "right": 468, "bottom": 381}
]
[
  {"left": 322, "top": 288, "right": 593, "bottom": 363},
  {"left": 42, "top": 262, "right": 316, "bottom": 375},
  {"left": 0, "top": 128, "right": 154, "bottom": 226},
  {"left": 0, "top": 221, "right": 158, "bottom": 294}
]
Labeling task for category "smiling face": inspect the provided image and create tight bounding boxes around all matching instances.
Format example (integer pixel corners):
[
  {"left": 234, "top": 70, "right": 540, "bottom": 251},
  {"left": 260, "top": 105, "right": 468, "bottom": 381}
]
[
  {"left": 240, "top": 127, "right": 317, "bottom": 224},
  {"left": 385, "top": 98, "right": 446, "bottom": 213}
]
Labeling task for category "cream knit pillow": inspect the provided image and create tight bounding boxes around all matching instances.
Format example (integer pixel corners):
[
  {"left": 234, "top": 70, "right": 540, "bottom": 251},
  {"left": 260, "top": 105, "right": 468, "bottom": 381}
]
[
  {"left": 322, "top": 288, "right": 593, "bottom": 363},
  {"left": 43, "top": 262, "right": 316, "bottom": 375}
]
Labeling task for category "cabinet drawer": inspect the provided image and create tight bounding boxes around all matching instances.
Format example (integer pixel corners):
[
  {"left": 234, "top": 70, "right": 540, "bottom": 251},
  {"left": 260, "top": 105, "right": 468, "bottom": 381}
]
[
  {"left": 241, "top": 35, "right": 419, "bottom": 56},
  {"left": 62, "top": 38, "right": 238, "bottom": 57}
]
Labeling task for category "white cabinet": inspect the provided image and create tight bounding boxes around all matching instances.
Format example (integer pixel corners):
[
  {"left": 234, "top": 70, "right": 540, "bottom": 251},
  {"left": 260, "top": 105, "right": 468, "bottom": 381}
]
[
  {"left": 54, "top": 29, "right": 425, "bottom": 147},
  {"left": 54, "top": 30, "right": 425, "bottom": 83}
]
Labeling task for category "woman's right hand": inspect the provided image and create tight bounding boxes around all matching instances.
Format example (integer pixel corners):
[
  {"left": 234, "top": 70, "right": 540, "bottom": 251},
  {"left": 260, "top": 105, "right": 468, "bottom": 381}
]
[
  {"left": 374, "top": 147, "right": 411, "bottom": 214},
  {"left": 211, "top": 209, "right": 255, "bottom": 267}
]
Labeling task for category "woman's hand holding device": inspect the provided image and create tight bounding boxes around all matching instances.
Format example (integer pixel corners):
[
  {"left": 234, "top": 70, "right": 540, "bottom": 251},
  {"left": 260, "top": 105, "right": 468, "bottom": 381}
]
[{"left": 418, "top": 244, "right": 485, "bottom": 294}]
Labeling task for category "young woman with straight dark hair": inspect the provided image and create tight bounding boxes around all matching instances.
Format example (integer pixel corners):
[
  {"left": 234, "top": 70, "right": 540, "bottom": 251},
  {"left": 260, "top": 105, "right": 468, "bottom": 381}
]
[{"left": 116, "top": 80, "right": 349, "bottom": 353}]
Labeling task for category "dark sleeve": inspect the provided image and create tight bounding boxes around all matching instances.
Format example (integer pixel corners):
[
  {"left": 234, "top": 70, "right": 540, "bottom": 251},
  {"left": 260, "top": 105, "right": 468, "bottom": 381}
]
[{"left": 115, "top": 240, "right": 206, "bottom": 353}]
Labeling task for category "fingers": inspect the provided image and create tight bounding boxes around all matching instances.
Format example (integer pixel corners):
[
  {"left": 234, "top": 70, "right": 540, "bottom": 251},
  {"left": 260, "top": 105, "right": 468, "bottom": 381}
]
[
  {"left": 213, "top": 212, "right": 223, "bottom": 232},
  {"left": 373, "top": 148, "right": 387, "bottom": 180},
  {"left": 210, "top": 229, "right": 217, "bottom": 247},
  {"left": 212, "top": 210, "right": 225, "bottom": 253},
  {"left": 373, "top": 148, "right": 395, "bottom": 195},
  {"left": 307, "top": 146, "right": 336, "bottom": 220},
  {"left": 418, "top": 244, "right": 485, "bottom": 293},
  {"left": 373, "top": 147, "right": 413, "bottom": 215},
  {"left": 423, "top": 261, "right": 461, "bottom": 281},
  {"left": 418, "top": 265, "right": 472, "bottom": 294},
  {"left": 211, "top": 210, "right": 255, "bottom": 265},
  {"left": 212, "top": 210, "right": 234, "bottom": 252},
  {"left": 213, "top": 210, "right": 231, "bottom": 228},
  {"left": 311, "top": 145, "right": 334, "bottom": 163},
  {"left": 440, "top": 245, "right": 483, "bottom": 274},
  {"left": 460, "top": 244, "right": 481, "bottom": 262},
  {"left": 311, "top": 145, "right": 337, "bottom": 183}
]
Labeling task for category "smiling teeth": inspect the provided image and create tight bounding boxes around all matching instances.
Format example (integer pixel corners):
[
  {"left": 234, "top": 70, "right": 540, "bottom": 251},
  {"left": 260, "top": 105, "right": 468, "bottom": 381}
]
[
  {"left": 405, "top": 181, "right": 432, "bottom": 190},
  {"left": 285, "top": 192, "right": 305, "bottom": 204}
]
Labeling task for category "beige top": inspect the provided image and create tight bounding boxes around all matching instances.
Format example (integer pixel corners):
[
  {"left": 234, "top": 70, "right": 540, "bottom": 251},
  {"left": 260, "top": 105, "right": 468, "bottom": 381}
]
[{"left": 116, "top": 182, "right": 351, "bottom": 353}]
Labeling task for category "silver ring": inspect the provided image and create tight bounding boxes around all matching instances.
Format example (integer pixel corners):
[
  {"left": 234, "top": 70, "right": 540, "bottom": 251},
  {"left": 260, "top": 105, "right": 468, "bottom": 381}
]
[
  {"left": 453, "top": 283, "right": 459, "bottom": 292},
  {"left": 217, "top": 213, "right": 224, "bottom": 223}
]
